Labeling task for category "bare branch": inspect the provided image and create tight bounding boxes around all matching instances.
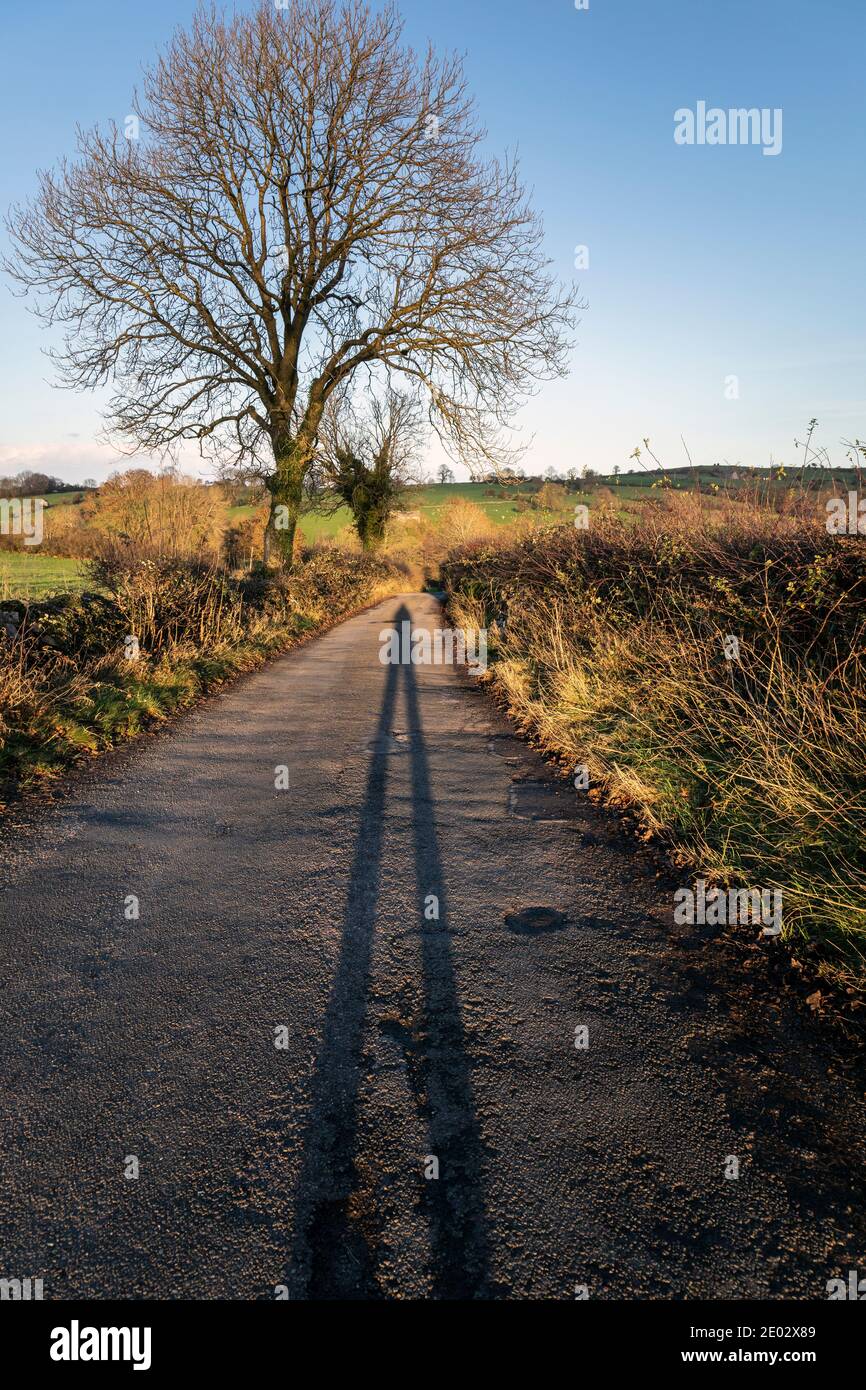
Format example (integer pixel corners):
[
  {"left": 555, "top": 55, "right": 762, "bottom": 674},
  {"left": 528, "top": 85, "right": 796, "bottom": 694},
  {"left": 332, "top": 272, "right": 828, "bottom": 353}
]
[{"left": 5, "top": 0, "right": 576, "bottom": 563}]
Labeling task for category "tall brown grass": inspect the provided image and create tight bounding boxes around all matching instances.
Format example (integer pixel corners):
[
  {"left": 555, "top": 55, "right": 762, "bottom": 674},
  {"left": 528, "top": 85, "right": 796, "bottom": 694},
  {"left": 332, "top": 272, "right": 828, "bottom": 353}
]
[
  {"left": 444, "top": 492, "right": 866, "bottom": 979},
  {"left": 0, "top": 545, "right": 402, "bottom": 798}
]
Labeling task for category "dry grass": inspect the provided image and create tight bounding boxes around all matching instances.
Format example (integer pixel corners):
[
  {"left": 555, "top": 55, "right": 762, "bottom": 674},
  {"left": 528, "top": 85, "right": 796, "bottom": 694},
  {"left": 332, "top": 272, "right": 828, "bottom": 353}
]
[
  {"left": 0, "top": 544, "right": 403, "bottom": 800},
  {"left": 444, "top": 492, "right": 866, "bottom": 981}
]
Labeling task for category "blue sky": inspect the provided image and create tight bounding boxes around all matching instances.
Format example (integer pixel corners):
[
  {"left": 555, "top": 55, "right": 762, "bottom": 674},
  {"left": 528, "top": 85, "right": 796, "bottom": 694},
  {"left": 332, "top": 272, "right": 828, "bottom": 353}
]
[{"left": 0, "top": 0, "right": 863, "bottom": 481}]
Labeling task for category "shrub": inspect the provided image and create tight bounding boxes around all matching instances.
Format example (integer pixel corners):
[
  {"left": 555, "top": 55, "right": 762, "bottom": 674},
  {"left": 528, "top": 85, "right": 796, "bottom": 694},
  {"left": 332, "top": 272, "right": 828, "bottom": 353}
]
[
  {"left": 435, "top": 498, "right": 494, "bottom": 550},
  {"left": 0, "top": 546, "right": 400, "bottom": 798},
  {"left": 443, "top": 502, "right": 866, "bottom": 979}
]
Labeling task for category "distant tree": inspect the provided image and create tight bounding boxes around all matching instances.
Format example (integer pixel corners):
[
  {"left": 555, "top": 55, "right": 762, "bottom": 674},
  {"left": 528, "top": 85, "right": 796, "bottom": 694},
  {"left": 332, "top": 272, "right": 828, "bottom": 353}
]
[
  {"left": 0, "top": 470, "right": 65, "bottom": 497},
  {"left": 81, "top": 468, "right": 224, "bottom": 557},
  {"left": 435, "top": 497, "right": 493, "bottom": 549},
  {"left": 581, "top": 466, "right": 599, "bottom": 490},
  {"left": 438, "top": 464, "right": 457, "bottom": 486},
  {"left": 317, "top": 386, "right": 423, "bottom": 550},
  {"left": 537, "top": 481, "right": 569, "bottom": 512},
  {"left": 6, "top": 0, "right": 575, "bottom": 567}
]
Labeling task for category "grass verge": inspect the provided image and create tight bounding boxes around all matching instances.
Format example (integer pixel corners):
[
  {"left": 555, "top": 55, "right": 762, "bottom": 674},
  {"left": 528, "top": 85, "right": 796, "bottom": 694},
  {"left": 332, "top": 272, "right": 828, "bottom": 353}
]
[
  {"left": 0, "top": 547, "right": 404, "bottom": 803},
  {"left": 443, "top": 494, "right": 866, "bottom": 988}
]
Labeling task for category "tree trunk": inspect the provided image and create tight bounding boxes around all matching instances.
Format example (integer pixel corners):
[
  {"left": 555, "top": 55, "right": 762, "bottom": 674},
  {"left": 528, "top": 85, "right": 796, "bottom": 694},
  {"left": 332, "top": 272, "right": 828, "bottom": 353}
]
[
  {"left": 358, "top": 510, "right": 387, "bottom": 551},
  {"left": 266, "top": 462, "right": 304, "bottom": 568},
  {"left": 266, "top": 417, "right": 316, "bottom": 570}
]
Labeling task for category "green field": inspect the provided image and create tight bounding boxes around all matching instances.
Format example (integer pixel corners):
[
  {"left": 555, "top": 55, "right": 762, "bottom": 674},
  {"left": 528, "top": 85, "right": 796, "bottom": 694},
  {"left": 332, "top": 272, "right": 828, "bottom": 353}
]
[
  {"left": 293, "top": 481, "right": 580, "bottom": 541},
  {"left": 0, "top": 553, "right": 88, "bottom": 599},
  {"left": 6, "top": 468, "right": 832, "bottom": 598},
  {"left": 43, "top": 490, "right": 87, "bottom": 506},
  {"left": 398, "top": 481, "right": 569, "bottom": 524},
  {"left": 5, "top": 482, "right": 564, "bottom": 598}
]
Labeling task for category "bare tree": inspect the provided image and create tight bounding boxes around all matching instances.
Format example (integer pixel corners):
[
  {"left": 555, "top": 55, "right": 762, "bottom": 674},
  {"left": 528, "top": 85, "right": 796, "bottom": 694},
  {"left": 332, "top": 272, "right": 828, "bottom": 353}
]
[
  {"left": 5, "top": 0, "right": 576, "bottom": 567},
  {"left": 315, "top": 383, "right": 422, "bottom": 549}
]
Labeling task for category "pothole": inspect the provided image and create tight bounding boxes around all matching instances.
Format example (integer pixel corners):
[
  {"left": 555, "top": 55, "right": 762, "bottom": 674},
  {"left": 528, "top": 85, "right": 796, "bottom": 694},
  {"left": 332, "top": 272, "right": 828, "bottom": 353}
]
[{"left": 505, "top": 906, "right": 569, "bottom": 934}]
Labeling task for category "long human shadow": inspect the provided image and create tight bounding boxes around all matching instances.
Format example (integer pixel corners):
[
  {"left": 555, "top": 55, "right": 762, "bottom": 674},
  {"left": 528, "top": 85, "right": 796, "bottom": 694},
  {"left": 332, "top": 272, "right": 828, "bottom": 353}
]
[
  {"left": 401, "top": 622, "right": 493, "bottom": 1298},
  {"left": 285, "top": 605, "right": 492, "bottom": 1299}
]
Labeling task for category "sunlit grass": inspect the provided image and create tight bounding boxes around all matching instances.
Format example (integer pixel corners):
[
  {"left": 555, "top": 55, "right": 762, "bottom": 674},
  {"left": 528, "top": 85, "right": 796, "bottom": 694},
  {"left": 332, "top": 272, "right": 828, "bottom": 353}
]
[
  {"left": 0, "top": 553, "right": 88, "bottom": 599},
  {"left": 445, "top": 493, "right": 866, "bottom": 983}
]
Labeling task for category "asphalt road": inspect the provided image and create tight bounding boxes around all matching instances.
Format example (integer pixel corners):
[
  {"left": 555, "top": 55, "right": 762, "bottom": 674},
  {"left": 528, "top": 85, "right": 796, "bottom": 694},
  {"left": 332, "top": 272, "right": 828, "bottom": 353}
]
[{"left": 0, "top": 592, "right": 864, "bottom": 1300}]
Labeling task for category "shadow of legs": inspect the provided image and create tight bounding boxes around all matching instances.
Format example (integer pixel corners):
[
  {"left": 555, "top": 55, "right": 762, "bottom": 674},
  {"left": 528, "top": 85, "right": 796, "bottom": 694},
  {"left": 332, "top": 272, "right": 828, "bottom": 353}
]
[
  {"left": 402, "top": 646, "right": 493, "bottom": 1299},
  {"left": 286, "top": 604, "right": 491, "bottom": 1298},
  {"left": 285, "top": 650, "right": 399, "bottom": 1299}
]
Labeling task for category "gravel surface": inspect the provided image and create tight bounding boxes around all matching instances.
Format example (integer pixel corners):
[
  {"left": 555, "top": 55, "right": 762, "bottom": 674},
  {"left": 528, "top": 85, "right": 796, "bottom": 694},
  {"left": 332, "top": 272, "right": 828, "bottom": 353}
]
[{"left": 0, "top": 593, "right": 863, "bottom": 1300}]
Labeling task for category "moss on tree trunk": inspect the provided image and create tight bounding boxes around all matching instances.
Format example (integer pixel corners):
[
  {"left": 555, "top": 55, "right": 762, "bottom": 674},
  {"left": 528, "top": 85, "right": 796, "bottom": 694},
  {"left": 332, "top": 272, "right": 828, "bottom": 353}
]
[
  {"left": 355, "top": 501, "right": 389, "bottom": 552},
  {"left": 266, "top": 462, "right": 304, "bottom": 568},
  {"left": 266, "top": 419, "right": 317, "bottom": 570}
]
